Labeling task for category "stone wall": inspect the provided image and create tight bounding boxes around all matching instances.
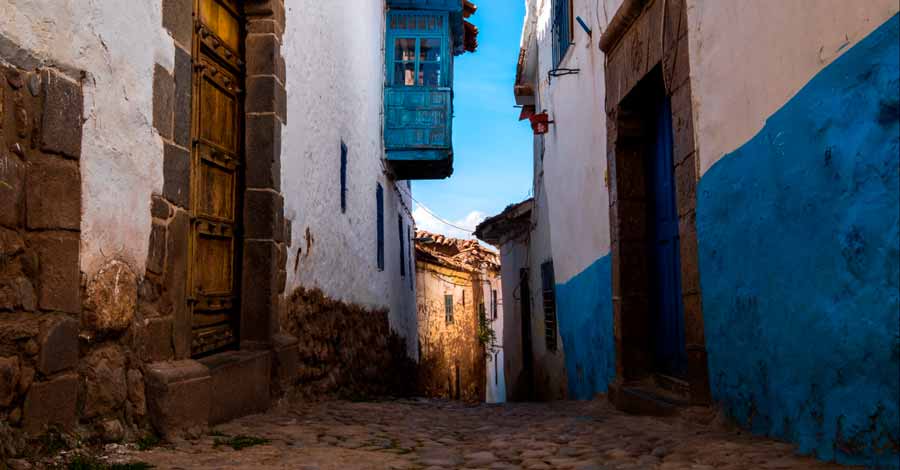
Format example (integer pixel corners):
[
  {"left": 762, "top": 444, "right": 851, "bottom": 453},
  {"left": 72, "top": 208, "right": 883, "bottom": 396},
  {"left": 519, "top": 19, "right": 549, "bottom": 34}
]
[{"left": 281, "top": 287, "right": 417, "bottom": 400}]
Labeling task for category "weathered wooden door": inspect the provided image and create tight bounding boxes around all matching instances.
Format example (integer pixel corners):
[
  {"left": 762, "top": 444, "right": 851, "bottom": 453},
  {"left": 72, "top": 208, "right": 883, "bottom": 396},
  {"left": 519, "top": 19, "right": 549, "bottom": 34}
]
[
  {"left": 189, "top": 0, "right": 244, "bottom": 356},
  {"left": 647, "top": 97, "right": 687, "bottom": 378}
]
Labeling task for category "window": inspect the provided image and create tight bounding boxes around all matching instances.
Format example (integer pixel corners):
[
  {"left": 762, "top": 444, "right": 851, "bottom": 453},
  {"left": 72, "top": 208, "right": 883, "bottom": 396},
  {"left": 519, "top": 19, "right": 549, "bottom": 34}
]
[
  {"left": 551, "top": 0, "right": 574, "bottom": 68},
  {"left": 388, "top": 12, "right": 446, "bottom": 88},
  {"left": 340, "top": 140, "right": 348, "bottom": 213},
  {"left": 541, "top": 260, "right": 558, "bottom": 351},
  {"left": 491, "top": 289, "right": 498, "bottom": 320},
  {"left": 376, "top": 184, "right": 384, "bottom": 271},
  {"left": 398, "top": 216, "right": 406, "bottom": 277},
  {"left": 392, "top": 37, "right": 443, "bottom": 87},
  {"left": 445, "top": 294, "right": 454, "bottom": 323}
]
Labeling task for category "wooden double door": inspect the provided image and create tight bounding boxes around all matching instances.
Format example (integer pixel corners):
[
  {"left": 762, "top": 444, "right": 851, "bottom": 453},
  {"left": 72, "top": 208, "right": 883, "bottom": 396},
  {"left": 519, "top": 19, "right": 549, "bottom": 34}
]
[{"left": 188, "top": 0, "right": 244, "bottom": 356}]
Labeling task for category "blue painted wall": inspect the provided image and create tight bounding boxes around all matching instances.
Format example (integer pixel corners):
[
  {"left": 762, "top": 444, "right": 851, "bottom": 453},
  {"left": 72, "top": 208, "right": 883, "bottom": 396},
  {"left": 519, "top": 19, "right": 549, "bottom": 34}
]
[
  {"left": 697, "top": 14, "right": 899, "bottom": 467},
  {"left": 556, "top": 255, "right": 616, "bottom": 400}
]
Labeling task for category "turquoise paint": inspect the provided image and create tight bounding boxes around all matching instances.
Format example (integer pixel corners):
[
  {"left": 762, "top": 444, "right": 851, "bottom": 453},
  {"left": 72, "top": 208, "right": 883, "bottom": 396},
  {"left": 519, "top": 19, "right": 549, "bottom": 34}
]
[
  {"left": 697, "top": 14, "right": 899, "bottom": 467},
  {"left": 556, "top": 255, "right": 616, "bottom": 400}
]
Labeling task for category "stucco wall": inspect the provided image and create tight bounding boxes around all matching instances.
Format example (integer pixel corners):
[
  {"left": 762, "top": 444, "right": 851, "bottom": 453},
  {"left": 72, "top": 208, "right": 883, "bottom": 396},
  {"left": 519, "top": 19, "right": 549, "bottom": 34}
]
[
  {"left": 521, "top": 0, "right": 621, "bottom": 399},
  {"left": 690, "top": 4, "right": 899, "bottom": 466},
  {"left": 0, "top": 0, "right": 171, "bottom": 277},
  {"left": 416, "top": 261, "right": 485, "bottom": 401},
  {"left": 482, "top": 274, "right": 505, "bottom": 403},
  {"left": 282, "top": 1, "right": 418, "bottom": 358}
]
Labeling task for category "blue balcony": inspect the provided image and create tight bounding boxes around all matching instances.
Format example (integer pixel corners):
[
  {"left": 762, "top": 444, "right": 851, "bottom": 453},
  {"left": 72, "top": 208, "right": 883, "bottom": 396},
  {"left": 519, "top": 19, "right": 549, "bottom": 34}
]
[{"left": 384, "top": 1, "right": 477, "bottom": 180}]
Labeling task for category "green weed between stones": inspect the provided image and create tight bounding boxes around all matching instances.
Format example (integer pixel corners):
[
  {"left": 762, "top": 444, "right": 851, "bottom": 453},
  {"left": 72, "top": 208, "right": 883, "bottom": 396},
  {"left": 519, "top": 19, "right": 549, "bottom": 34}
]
[
  {"left": 213, "top": 435, "right": 270, "bottom": 451},
  {"left": 136, "top": 434, "right": 161, "bottom": 451}
]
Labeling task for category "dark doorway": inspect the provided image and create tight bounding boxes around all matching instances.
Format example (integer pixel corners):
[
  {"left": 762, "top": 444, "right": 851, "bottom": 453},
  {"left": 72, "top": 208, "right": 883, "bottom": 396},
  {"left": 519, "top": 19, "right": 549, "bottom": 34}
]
[{"left": 646, "top": 97, "right": 687, "bottom": 379}]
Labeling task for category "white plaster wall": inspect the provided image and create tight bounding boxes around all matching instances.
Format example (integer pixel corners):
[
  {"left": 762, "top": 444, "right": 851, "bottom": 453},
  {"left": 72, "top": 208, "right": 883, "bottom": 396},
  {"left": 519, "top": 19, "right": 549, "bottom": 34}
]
[
  {"left": 484, "top": 274, "right": 506, "bottom": 403},
  {"left": 686, "top": 0, "right": 899, "bottom": 176},
  {"left": 526, "top": 0, "right": 623, "bottom": 283},
  {"left": 0, "top": 0, "right": 172, "bottom": 276},
  {"left": 282, "top": 0, "right": 418, "bottom": 358},
  {"left": 498, "top": 240, "right": 527, "bottom": 399}
]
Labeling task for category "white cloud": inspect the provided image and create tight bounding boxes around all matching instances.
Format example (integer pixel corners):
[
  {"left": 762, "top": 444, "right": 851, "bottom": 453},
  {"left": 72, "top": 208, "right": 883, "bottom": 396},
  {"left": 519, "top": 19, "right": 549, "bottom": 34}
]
[{"left": 412, "top": 205, "right": 487, "bottom": 241}]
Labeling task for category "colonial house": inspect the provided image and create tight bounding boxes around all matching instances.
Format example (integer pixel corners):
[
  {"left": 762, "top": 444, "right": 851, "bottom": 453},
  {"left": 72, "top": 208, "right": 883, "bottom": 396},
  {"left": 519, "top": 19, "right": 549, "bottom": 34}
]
[
  {"left": 480, "top": 0, "right": 898, "bottom": 467},
  {"left": 0, "top": 0, "right": 478, "bottom": 451},
  {"left": 414, "top": 231, "right": 503, "bottom": 403}
]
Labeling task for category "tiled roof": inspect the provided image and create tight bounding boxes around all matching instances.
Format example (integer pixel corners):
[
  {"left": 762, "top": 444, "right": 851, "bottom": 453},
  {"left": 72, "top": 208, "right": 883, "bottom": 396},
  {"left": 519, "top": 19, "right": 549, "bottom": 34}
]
[{"left": 415, "top": 230, "right": 499, "bottom": 272}]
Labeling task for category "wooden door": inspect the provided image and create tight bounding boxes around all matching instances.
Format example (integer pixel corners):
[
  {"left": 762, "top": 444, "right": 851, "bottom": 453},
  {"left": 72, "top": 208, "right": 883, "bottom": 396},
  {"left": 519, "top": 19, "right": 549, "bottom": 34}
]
[
  {"left": 647, "top": 97, "right": 687, "bottom": 378},
  {"left": 189, "top": 0, "right": 244, "bottom": 356}
]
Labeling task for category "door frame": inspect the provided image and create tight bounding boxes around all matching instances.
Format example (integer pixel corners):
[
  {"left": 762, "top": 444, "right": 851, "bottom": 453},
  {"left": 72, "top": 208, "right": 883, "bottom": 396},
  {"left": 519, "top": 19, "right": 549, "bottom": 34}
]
[{"left": 601, "top": 0, "right": 710, "bottom": 404}]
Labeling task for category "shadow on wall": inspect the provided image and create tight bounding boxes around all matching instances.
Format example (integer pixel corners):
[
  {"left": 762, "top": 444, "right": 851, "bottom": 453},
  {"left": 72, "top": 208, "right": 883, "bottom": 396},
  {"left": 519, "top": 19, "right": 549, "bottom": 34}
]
[
  {"left": 696, "top": 14, "right": 900, "bottom": 468},
  {"left": 281, "top": 287, "right": 418, "bottom": 400},
  {"left": 556, "top": 255, "right": 616, "bottom": 400}
]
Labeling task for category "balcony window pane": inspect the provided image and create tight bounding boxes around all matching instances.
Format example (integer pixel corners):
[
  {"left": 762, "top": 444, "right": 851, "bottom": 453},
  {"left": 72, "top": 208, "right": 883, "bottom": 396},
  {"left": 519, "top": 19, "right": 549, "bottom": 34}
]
[
  {"left": 420, "top": 38, "right": 442, "bottom": 62},
  {"left": 420, "top": 63, "right": 440, "bottom": 86},
  {"left": 395, "top": 62, "right": 416, "bottom": 86},
  {"left": 395, "top": 38, "right": 416, "bottom": 61}
]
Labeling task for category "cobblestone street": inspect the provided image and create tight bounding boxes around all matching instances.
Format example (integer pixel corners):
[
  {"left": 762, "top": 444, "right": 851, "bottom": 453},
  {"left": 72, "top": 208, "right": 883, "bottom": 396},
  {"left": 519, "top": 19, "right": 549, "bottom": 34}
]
[{"left": 104, "top": 399, "right": 850, "bottom": 470}]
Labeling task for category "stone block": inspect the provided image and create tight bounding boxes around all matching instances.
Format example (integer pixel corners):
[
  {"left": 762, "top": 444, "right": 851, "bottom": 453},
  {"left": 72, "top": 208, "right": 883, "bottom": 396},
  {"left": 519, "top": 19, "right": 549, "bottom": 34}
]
[
  {"left": 271, "top": 334, "right": 298, "bottom": 395},
  {"left": 152, "top": 64, "right": 174, "bottom": 140},
  {"left": 198, "top": 350, "right": 271, "bottom": 424},
  {"left": 36, "top": 315, "right": 78, "bottom": 375},
  {"left": 147, "top": 221, "right": 166, "bottom": 275},
  {"left": 244, "top": 189, "right": 283, "bottom": 240},
  {"left": 678, "top": 216, "right": 700, "bottom": 295},
  {"left": 173, "top": 47, "right": 192, "bottom": 148},
  {"left": 145, "top": 360, "right": 211, "bottom": 439},
  {"left": 240, "top": 240, "right": 277, "bottom": 344},
  {"left": 135, "top": 317, "right": 175, "bottom": 363},
  {"left": 674, "top": 157, "right": 696, "bottom": 217},
  {"left": 165, "top": 210, "right": 190, "bottom": 359},
  {"left": 28, "top": 231, "right": 80, "bottom": 313},
  {"left": 162, "top": 0, "right": 193, "bottom": 49},
  {"left": 25, "top": 156, "right": 81, "bottom": 230},
  {"left": 663, "top": 35, "right": 690, "bottom": 94},
  {"left": 247, "top": 18, "right": 284, "bottom": 39},
  {"left": 245, "top": 113, "right": 282, "bottom": 191},
  {"left": 81, "top": 344, "right": 128, "bottom": 419},
  {"left": 163, "top": 143, "right": 190, "bottom": 209},
  {"left": 246, "top": 34, "right": 281, "bottom": 77},
  {"left": 0, "top": 153, "right": 25, "bottom": 228},
  {"left": 22, "top": 373, "right": 78, "bottom": 434},
  {"left": 151, "top": 194, "right": 172, "bottom": 220},
  {"left": 40, "top": 70, "right": 83, "bottom": 159},
  {"left": 0, "top": 355, "right": 20, "bottom": 407},
  {"left": 127, "top": 369, "right": 146, "bottom": 417},
  {"left": 83, "top": 260, "right": 138, "bottom": 333},
  {"left": 671, "top": 83, "right": 695, "bottom": 166},
  {"left": 0, "top": 277, "right": 35, "bottom": 312},
  {"left": 246, "top": 75, "right": 286, "bottom": 121}
]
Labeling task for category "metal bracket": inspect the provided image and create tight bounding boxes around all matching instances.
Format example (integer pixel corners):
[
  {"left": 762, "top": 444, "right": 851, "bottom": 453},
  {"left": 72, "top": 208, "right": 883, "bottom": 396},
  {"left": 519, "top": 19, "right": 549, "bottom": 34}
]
[{"left": 548, "top": 68, "right": 580, "bottom": 84}]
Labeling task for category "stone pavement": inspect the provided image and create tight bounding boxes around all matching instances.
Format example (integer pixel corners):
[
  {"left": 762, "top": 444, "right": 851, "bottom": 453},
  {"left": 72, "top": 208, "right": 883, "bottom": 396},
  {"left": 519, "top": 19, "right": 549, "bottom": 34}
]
[{"left": 108, "top": 398, "right": 850, "bottom": 470}]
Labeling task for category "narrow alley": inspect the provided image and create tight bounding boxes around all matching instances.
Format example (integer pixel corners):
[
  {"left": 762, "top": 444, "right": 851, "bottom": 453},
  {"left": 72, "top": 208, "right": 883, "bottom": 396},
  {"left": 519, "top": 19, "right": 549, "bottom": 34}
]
[
  {"left": 0, "top": 0, "right": 897, "bottom": 469},
  {"left": 92, "top": 399, "right": 844, "bottom": 470}
]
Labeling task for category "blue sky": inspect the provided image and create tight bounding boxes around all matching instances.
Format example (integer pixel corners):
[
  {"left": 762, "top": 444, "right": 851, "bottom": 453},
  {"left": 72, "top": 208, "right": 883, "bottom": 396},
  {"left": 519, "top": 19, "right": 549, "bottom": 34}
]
[{"left": 411, "top": 0, "right": 533, "bottom": 239}]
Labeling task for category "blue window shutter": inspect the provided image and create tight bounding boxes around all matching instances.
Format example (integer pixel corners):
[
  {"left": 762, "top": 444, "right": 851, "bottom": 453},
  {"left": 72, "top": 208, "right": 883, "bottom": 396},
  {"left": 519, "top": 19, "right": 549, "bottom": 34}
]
[
  {"left": 552, "top": 0, "right": 572, "bottom": 68},
  {"left": 376, "top": 184, "right": 385, "bottom": 270},
  {"left": 340, "top": 141, "right": 348, "bottom": 213},
  {"left": 399, "top": 216, "right": 406, "bottom": 277}
]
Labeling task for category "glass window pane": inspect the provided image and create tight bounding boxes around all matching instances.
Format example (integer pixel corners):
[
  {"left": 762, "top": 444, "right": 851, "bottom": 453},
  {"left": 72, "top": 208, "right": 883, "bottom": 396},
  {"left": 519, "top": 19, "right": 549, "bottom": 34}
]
[
  {"left": 420, "top": 63, "right": 440, "bottom": 86},
  {"left": 420, "top": 38, "right": 442, "bottom": 62},
  {"left": 394, "top": 63, "right": 416, "bottom": 86},
  {"left": 394, "top": 38, "right": 416, "bottom": 61}
]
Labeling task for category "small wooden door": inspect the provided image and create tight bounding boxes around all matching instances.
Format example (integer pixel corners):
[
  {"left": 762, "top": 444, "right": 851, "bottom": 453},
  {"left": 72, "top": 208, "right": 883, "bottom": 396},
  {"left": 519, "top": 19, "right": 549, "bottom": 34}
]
[
  {"left": 648, "top": 97, "right": 687, "bottom": 378},
  {"left": 189, "top": 0, "right": 244, "bottom": 356}
]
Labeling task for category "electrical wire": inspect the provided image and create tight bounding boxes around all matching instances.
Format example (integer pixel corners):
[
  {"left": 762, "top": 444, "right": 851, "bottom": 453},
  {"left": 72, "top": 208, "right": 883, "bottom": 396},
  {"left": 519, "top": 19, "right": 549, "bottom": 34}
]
[{"left": 410, "top": 195, "right": 477, "bottom": 234}]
